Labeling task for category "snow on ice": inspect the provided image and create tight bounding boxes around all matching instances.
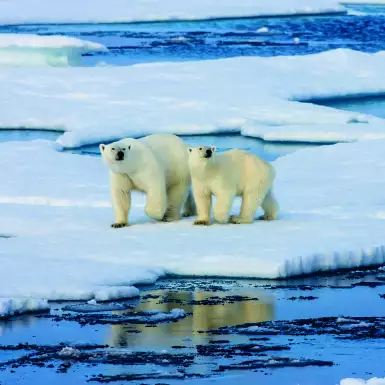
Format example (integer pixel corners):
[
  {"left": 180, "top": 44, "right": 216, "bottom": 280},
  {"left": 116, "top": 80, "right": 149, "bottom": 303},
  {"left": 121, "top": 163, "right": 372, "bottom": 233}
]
[
  {"left": 340, "top": 378, "right": 385, "bottom": 385},
  {"left": 0, "top": 297, "right": 49, "bottom": 319},
  {"left": 1, "top": 49, "right": 385, "bottom": 147},
  {"left": 1, "top": 137, "right": 385, "bottom": 307},
  {"left": 0, "top": 34, "right": 106, "bottom": 67},
  {"left": 0, "top": 0, "right": 346, "bottom": 25}
]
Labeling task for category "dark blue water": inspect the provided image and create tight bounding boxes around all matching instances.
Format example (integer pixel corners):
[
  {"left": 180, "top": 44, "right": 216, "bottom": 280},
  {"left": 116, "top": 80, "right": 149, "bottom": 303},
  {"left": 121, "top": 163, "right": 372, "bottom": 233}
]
[{"left": 1, "top": 6, "right": 385, "bottom": 66}]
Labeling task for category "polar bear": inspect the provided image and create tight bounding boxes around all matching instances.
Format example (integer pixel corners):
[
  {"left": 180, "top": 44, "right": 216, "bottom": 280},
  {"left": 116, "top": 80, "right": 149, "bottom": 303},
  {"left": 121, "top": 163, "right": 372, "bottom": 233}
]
[
  {"left": 100, "top": 134, "right": 196, "bottom": 228},
  {"left": 188, "top": 146, "right": 279, "bottom": 225}
]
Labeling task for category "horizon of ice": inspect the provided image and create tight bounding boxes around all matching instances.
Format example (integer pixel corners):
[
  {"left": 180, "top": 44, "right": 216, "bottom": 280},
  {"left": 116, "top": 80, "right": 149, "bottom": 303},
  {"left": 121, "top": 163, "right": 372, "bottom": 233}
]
[
  {"left": 0, "top": 0, "right": 346, "bottom": 25},
  {"left": 1, "top": 138, "right": 385, "bottom": 306},
  {"left": 0, "top": 33, "right": 106, "bottom": 67},
  {"left": 1, "top": 49, "right": 385, "bottom": 147}
]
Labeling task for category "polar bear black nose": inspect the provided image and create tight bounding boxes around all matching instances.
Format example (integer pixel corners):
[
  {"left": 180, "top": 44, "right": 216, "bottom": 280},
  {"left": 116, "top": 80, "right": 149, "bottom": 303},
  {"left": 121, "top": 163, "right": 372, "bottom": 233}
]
[
  {"left": 205, "top": 149, "right": 212, "bottom": 157},
  {"left": 116, "top": 151, "right": 124, "bottom": 161}
]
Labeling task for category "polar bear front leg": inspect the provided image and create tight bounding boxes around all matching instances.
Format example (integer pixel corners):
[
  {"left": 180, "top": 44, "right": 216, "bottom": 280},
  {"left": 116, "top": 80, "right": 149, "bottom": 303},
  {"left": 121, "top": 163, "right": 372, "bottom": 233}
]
[
  {"left": 193, "top": 184, "right": 212, "bottom": 226},
  {"left": 213, "top": 191, "right": 235, "bottom": 224},
  {"left": 110, "top": 172, "right": 132, "bottom": 228}
]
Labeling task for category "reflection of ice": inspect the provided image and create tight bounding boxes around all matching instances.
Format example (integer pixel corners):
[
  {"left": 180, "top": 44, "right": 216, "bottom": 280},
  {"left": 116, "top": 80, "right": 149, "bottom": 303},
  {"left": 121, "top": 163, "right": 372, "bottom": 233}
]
[
  {"left": 107, "top": 289, "right": 274, "bottom": 348},
  {"left": 0, "top": 314, "right": 38, "bottom": 336}
]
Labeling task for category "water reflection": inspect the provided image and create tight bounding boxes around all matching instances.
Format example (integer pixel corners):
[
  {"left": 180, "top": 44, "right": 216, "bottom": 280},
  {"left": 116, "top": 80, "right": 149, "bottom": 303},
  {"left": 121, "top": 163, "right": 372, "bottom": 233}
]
[
  {"left": 0, "top": 314, "right": 39, "bottom": 337},
  {"left": 107, "top": 288, "right": 274, "bottom": 348}
]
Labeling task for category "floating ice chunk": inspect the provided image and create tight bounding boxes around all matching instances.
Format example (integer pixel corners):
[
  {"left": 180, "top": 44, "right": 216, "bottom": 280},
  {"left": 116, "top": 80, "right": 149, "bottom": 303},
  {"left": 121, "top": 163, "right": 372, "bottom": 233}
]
[
  {"left": 93, "top": 286, "right": 140, "bottom": 302},
  {"left": 256, "top": 27, "right": 269, "bottom": 33},
  {"left": 0, "top": 34, "right": 106, "bottom": 67},
  {"left": 0, "top": 297, "right": 49, "bottom": 318}
]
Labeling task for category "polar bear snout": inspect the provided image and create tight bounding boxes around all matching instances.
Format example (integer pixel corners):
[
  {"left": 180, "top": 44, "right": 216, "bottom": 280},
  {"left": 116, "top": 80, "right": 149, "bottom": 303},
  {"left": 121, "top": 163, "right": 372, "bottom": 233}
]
[
  {"left": 204, "top": 148, "right": 212, "bottom": 158},
  {"left": 115, "top": 150, "right": 125, "bottom": 161}
]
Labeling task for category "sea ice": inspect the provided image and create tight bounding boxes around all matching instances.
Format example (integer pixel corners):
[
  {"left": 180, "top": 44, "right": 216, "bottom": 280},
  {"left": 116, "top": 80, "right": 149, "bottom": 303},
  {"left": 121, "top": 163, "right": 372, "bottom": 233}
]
[
  {"left": 0, "top": 34, "right": 106, "bottom": 67},
  {"left": 1, "top": 137, "right": 385, "bottom": 305},
  {"left": 0, "top": 297, "right": 49, "bottom": 318},
  {"left": 0, "top": 0, "right": 346, "bottom": 25},
  {"left": 1, "top": 49, "right": 385, "bottom": 147},
  {"left": 341, "top": 378, "right": 385, "bottom": 385}
]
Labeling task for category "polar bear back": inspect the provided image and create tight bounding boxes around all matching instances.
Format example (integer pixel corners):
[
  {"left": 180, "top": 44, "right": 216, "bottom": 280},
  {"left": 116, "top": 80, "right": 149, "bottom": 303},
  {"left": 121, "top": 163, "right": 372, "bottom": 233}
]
[
  {"left": 193, "top": 149, "right": 274, "bottom": 196},
  {"left": 140, "top": 133, "right": 190, "bottom": 186}
]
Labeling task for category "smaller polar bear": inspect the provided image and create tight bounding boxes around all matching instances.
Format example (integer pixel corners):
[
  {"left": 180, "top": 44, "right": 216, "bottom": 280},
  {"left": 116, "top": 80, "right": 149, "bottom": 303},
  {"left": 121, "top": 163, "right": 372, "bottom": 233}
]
[
  {"left": 100, "top": 134, "right": 196, "bottom": 228},
  {"left": 188, "top": 146, "right": 279, "bottom": 225}
]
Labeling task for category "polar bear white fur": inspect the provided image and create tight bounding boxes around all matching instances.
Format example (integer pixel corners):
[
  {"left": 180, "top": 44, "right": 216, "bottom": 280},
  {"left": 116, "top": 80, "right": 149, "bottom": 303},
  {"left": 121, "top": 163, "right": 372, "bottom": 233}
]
[
  {"left": 188, "top": 146, "right": 279, "bottom": 225},
  {"left": 100, "top": 133, "right": 196, "bottom": 228}
]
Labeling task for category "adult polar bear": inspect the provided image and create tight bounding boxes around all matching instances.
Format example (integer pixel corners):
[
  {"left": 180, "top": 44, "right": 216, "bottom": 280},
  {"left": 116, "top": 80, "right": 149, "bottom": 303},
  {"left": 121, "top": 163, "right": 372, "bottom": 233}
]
[
  {"left": 100, "top": 134, "right": 196, "bottom": 228},
  {"left": 188, "top": 146, "right": 279, "bottom": 225}
]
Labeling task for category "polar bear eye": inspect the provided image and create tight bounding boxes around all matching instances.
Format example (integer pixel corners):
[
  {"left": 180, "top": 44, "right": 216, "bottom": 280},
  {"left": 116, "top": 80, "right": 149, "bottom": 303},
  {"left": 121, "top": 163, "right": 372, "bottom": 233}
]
[
  {"left": 128, "top": 145, "right": 131, "bottom": 150},
  {"left": 111, "top": 147, "right": 115, "bottom": 151},
  {"left": 199, "top": 147, "right": 202, "bottom": 150}
]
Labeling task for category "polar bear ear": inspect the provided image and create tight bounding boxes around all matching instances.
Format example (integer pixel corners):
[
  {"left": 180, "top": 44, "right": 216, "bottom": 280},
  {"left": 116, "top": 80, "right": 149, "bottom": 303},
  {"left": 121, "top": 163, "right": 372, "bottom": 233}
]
[
  {"left": 211, "top": 146, "right": 217, "bottom": 152},
  {"left": 99, "top": 144, "right": 106, "bottom": 153}
]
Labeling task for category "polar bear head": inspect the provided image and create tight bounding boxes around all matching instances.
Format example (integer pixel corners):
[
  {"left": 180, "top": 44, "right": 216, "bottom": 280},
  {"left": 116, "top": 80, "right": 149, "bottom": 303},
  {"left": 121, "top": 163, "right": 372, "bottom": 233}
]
[
  {"left": 188, "top": 145, "right": 217, "bottom": 165},
  {"left": 100, "top": 138, "right": 141, "bottom": 174}
]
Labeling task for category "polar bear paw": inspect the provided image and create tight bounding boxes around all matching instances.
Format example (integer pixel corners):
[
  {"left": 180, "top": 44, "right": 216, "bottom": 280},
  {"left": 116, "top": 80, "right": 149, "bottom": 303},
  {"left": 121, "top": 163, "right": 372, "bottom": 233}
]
[
  {"left": 111, "top": 222, "right": 128, "bottom": 228},
  {"left": 229, "top": 216, "right": 253, "bottom": 224},
  {"left": 162, "top": 212, "right": 181, "bottom": 222},
  {"left": 258, "top": 214, "right": 276, "bottom": 221},
  {"left": 194, "top": 219, "right": 210, "bottom": 226}
]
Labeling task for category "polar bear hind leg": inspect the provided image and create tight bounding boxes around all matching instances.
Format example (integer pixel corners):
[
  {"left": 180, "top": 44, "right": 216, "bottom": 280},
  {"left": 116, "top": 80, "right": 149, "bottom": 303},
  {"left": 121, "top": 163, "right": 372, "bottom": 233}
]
[
  {"left": 182, "top": 189, "right": 197, "bottom": 218},
  {"left": 259, "top": 189, "right": 279, "bottom": 220},
  {"left": 162, "top": 182, "right": 189, "bottom": 222},
  {"left": 229, "top": 190, "right": 260, "bottom": 224}
]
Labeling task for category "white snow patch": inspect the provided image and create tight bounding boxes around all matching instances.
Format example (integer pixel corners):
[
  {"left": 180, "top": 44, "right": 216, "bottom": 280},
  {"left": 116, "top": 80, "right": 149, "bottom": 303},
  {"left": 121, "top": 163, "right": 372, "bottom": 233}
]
[
  {"left": 94, "top": 286, "right": 140, "bottom": 302},
  {"left": 341, "top": 378, "right": 385, "bottom": 385},
  {"left": 0, "top": 0, "right": 346, "bottom": 25},
  {"left": 1, "top": 49, "right": 385, "bottom": 146},
  {"left": 2, "top": 137, "right": 385, "bottom": 302},
  {"left": 0, "top": 34, "right": 106, "bottom": 67},
  {"left": 0, "top": 297, "right": 49, "bottom": 318}
]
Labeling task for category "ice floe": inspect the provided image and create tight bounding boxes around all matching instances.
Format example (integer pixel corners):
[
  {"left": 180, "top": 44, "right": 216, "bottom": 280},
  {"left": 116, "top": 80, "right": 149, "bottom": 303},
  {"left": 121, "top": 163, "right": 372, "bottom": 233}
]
[
  {"left": 0, "top": 297, "right": 49, "bottom": 319},
  {"left": 0, "top": 49, "right": 385, "bottom": 146},
  {"left": 0, "top": 33, "right": 106, "bottom": 67},
  {"left": 1, "top": 137, "right": 385, "bottom": 304}
]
